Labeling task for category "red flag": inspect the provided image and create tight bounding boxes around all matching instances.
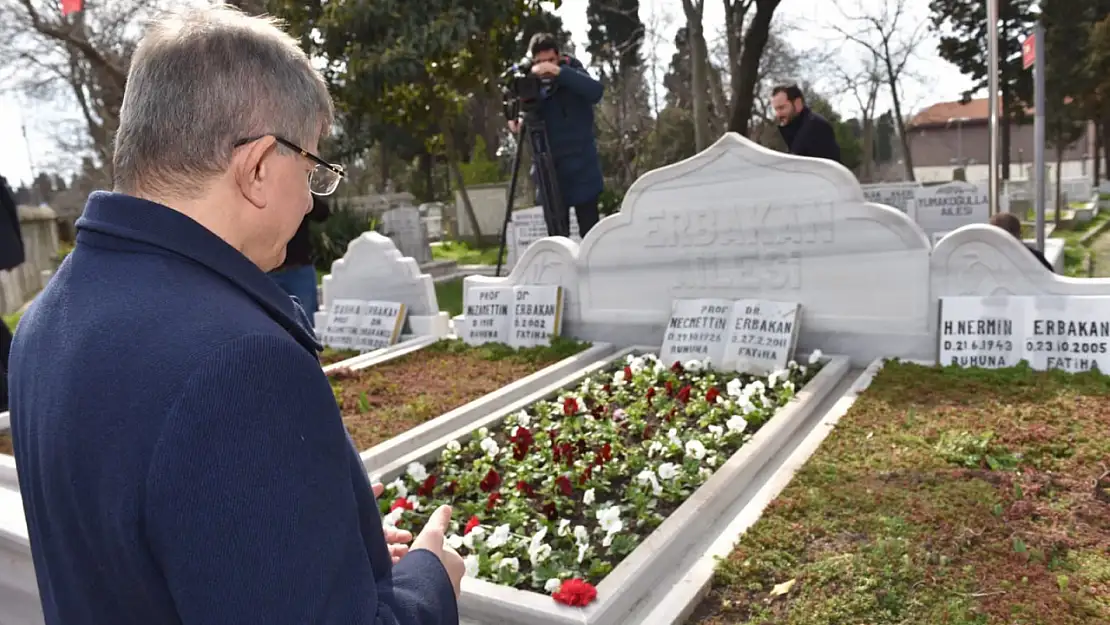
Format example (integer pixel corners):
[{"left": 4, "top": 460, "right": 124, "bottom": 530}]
[{"left": 61, "top": 0, "right": 83, "bottom": 17}]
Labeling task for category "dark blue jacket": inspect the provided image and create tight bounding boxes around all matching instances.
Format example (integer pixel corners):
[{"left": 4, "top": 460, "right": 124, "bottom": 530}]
[
  {"left": 533, "top": 56, "right": 604, "bottom": 208},
  {"left": 777, "top": 107, "right": 841, "bottom": 164},
  {"left": 0, "top": 175, "right": 23, "bottom": 271},
  {"left": 9, "top": 192, "right": 457, "bottom": 625}
]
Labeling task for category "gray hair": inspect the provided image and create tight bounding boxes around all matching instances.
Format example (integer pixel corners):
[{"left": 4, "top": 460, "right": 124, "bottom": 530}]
[{"left": 113, "top": 5, "right": 333, "bottom": 196}]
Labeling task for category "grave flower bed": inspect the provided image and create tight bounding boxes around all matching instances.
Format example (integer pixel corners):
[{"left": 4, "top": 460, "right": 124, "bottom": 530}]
[
  {"left": 377, "top": 350, "right": 824, "bottom": 605},
  {"left": 690, "top": 361, "right": 1110, "bottom": 624},
  {"left": 332, "top": 337, "right": 589, "bottom": 451}
]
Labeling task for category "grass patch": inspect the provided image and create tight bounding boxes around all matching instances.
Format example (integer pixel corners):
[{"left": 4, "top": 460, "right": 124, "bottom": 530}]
[
  {"left": 1054, "top": 210, "right": 1110, "bottom": 277},
  {"left": 435, "top": 278, "right": 464, "bottom": 317},
  {"left": 328, "top": 337, "right": 589, "bottom": 452},
  {"left": 432, "top": 240, "right": 505, "bottom": 266},
  {"left": 690, "top": 361, "right": 1110, "bottom": 625},
  {"left": 3, "top": 311, "right": 20, "bottom": 333}
]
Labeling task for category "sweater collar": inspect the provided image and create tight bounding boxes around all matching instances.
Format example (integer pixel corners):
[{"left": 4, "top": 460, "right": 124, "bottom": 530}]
[{"left": 75, "top": 191, "right": 321, "bottom": 354}]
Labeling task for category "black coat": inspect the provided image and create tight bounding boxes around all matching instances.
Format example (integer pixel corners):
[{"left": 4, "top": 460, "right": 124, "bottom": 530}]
[
  {"left": 778, "top": 108, "right": 842, "bottom": 164},
  {"left": 0, "top": 176, "right": 24, "bottom": 272},
  {"left": 277, "top": 195, "right": 330, "bottom": 271}
]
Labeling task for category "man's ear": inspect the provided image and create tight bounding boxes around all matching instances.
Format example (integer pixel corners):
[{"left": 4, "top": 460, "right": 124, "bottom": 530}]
[{"left": 233, "top": 136, "right": 276, "bottom": 209}]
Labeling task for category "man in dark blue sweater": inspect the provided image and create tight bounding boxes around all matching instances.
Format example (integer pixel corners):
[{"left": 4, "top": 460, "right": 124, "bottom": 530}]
[{"left": 7, "top": 6, "right": 462, "bottom": 625}]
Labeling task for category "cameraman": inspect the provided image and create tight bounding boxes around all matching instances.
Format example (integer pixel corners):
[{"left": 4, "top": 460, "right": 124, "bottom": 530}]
[{"left": 508, "top": 33, "right": 604, "bottom": 237}]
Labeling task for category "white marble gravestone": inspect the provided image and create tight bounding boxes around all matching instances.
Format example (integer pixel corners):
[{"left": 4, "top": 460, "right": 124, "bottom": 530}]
[
  {"left": 380, "top": 205, "right": 433, "bottom": 264},
  {"left": 908, "top": 181, "right": 990, "bottom": 241},
  {"left": 861, "top": 181, "right": 921, "bottom": 212},
  {"left": 505, "top": 206, "right": 581, "bottom": 270},
  {"left": 315, "top": 232, "right": 449, "bottom": 338},
  {"left": 460, "top": 132, "right": 935, "bottom": 365}
]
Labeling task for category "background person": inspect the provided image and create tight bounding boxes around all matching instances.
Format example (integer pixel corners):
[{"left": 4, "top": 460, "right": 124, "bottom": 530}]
[
  {"left": 508, "top": 32, "right": 604, "bottom": 237},
  {"left": 0, "top": 174, "right": 23, "bottom": 412},
  {"left": 8, "top": 6, "right": 463, "bottom": 625},
  {"left": 772, "top": 84, "right": 842, "bottom": 163},
  {"left": 990, "top": 212, "right": 1055, "bottom": 272},
  {"left": 270, "top": 194, "right": 329, "bottom": 325}
]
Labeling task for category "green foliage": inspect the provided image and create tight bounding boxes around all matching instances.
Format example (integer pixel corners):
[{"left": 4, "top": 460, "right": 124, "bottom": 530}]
[
  {"left": 928, "top": 0, "right": 1036, "bottom": 120},
  {"left": 934, "top": 430, "right": 1020, "bottom": 470},
  {"left": 457, "top": 137, "right": 507, "bottom": 186},
  {"left": 426, "top": 335, "right": 592, "bottom": 365},
  {"left": 597, "top": 187, "right": 625, "bottom": 217},
  {"left": 309, "top": 201, "right": 378, "bottom": 271},
  {"left": 586, "top": 0, "right": 644, "bottom": 75},
  {"left": 809, "top": 94, "right": 864, "bottom": 173}
]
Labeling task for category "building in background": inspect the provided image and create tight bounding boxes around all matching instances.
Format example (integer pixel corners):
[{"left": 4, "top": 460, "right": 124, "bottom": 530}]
[{"left": 907, "top": 98, "right": 1096, "bottom": 183}]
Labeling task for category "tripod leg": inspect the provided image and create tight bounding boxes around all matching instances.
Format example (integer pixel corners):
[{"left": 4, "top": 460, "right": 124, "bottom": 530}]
[
  {"left": 527, "top": 120, "right": 570, "bottom": 237},
  {"left": 495, "top": 124, "right": 526, "bottom": 277}
]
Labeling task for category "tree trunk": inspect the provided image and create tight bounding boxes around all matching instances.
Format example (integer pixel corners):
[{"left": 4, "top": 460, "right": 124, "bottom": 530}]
[
  {"left": 881, "top": 39, "right": 914, "bottom": 181},
  {"left": 722, "top": 0, "right": 748, "bottom": 126},
  {"left": 443, "top": 128, "right": 483, "bottom": 239},
  {"left": 728, "top": 0, "right": 780, "bottom": 137},
  {"left": 861, "top": 118, "right": 875, "bottom": 182},
  {"left": 1054, "top": 140, "right": 1064, "bottom": 227},
  {"left": 378, "top": 144, "right": 391, "bottom": 191},
  {"left": 1102, "top": 113, "right": 1110, "bottom": 183},
  {"left": 683, "top": 0, "right": 711, "bottom": 151},
  {"left": 705, "top": 55, "right": 729, "bottom": 135},
  {"left": 1094, "top": 119, "right": 1102, "bottom": 184}
]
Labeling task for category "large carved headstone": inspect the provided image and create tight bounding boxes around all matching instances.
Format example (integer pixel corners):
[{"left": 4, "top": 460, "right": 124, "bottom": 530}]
[
  {"left": 315, "top": 232, "right": 449, "bottom": 338},
  {"left": 460, "top": 133, "right": 935, "bottom": 365}
]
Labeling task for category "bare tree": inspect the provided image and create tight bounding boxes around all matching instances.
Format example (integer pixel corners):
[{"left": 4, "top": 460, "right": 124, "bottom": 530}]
[
  {"left": 830, "top": 0, "right": 927, "bottom": 180},
  {"left": 680, "top": 0, "right": 711, "bottom": 150},
  {"left": 727, "top": 0, "right": 782, "bottom": 136},
  {"left": 0, "top": 1, "right": 164, "bottom": 178},
  {"left": 833, "top": 51, "right": 884, "bottom": 181}
]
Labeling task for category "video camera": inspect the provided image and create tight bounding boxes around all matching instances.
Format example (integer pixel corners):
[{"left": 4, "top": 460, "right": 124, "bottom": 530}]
[{"left": 501, "top": 55, "right": 566, "bottom": 114}]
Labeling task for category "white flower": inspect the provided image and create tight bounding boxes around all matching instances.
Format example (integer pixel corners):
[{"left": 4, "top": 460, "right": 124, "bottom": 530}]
[
  {"left": 648, "top": 440, "right": 664, "bottom": 457},
  {"left": 577, "top": 543, "right": 589, "bottom": 563},
  {"left": 478, "top": 427, "right": 490, "bottom": 438},
  {"left": 626, "top": 354, "right": 645, "bottom": 374},
  {"left": 464, "top": 554, "right": 480, "bottom": 577},
  {"left": 667, "top": 428, "right": 681, "bottom": 445},
  {"left": 480, "top": 437, "right": 500, "bottom": 458},
  {"left": 445, "top": 440, "right": 461, "bottom": 453},
  {"left": 783, "top": 380, "right": 795, "bottom": 393},
  {"left": 528, "top": 529, "right": 552, "bottom": 564},
  {"left": 463, "top": 525, "right": 487, "bottom": 550},
  {"left": 612, "top": 369, "right": 627, "bottom": 386},
  {"left": 726, "top": 415, "right": 748, "bottom": 433},
  {"left": 698, "top": 467, "right": 713, "bottom": 479},
  {"left": 573, "top": 525, "right": 589, "bottom": 545},
  {"left": 766, "top": 370, "right": 781, "bottom": 388},
  {"left": 706, "top": 454, "right": 718, "bottom": 467},
  {"left": 726, "top": 378, "right": 745, "bottom": 397},
  {"left": 636, "top": 468, "right": 663, "bottom": 496},
  {"left": 512, "top": 410, "right": 531, "bottom": 428},
  {"left": 685, "top": 439, "right": 707, "bottom": 460},
  {"left": 487, "top": 523, "right": 512, "bottom": 549},
  {"left": 544, "top": 578, "right": 562, "bottom": 593},
  {"left": 382, "top": 507, "right": 404, "bottom": 528},
  {"left": 739, "top": 399, "right": 756, "bottom": 415},
  {"left": 657, "top": 462, "right": 679, "bottom": 480},
  {"left": 684, "top": 359, "right": 703, "bottom": 372},
  {"left": 808, "top": 349, "right": 823, "bottom": 365},
  {"left": 406, "top": 496, "right": 421, "bottom": 511},
  {"left": 557, "top": 519, "right": 571, "bottom": 537},
  {"left": 583, "top": 488, "right": 596, "bottom": 505},
  {"left": 445, "top": 534, "right": 464, "bottom": 550},
  {"left": 596, "top": 505, "right": 623, "bottom": 536},
  {"left": 387, "top": 478, "right": 408, "bottom": 499},
  {"left": 708, "top": 424, "right": 724, "bottom": 438}
]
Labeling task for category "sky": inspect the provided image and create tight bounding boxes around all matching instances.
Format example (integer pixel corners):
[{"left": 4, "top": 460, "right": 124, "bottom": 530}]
[{"left": 0, "top": 0, "right": 978, "bottom": 188}]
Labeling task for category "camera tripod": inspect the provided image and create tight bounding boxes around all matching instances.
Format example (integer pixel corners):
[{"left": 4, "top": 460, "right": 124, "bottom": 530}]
[{"left": 494, "top": 108, "right": 568, "bottom": 277}]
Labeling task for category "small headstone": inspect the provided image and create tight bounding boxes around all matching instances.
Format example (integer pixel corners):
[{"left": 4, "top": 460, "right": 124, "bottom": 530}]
[
  {"left": 508, "top": 285, "right": 564, "bottom": 348},
  {"left": 381, "top": 205, "right": 432, "bottom": 264},
  {"left": 861, "top": 182, "right": 921, "bottom": 212},
  {"left": 506, "top": 206, "right": 580, "bottom": 269},
  {"left": 720, "top": 299, "right": 801, "bottom": 374},
  {"left": 940, "top": 295, "right": 1110, "bottom": 373},
  {"left": 461, "top": 286, "right": 513, "bottom": 345},
  {"left": 321, "top": 299, "right": 407, "bottom": 352},
  {"left": 658, "top": 298, "right": 733, "bottom": 366},
  {"left": 910, "top": 181, "right": 989, "bottom": 241}
]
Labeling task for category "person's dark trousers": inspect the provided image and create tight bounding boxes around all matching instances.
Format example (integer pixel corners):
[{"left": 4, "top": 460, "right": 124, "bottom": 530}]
[
  {"left": 572, "top": 198, "right": 600, "bottom": 237},
  {"left": 1, "top": 321, "right": 12, "bottom": 412},
  {"left": 269, "top": 264, "right": 319, "bottom": 328}
]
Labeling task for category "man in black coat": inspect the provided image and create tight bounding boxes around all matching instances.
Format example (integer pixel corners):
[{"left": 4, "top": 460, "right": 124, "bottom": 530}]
[
  {"left": 0, "top": 174, "right": 24, "bottom": 411},
  {"left": 268, "top": 194, "right": 329, "bottom": 326},
  {"left": 772, "top": 84, "right": 842, "bottom": 163}
]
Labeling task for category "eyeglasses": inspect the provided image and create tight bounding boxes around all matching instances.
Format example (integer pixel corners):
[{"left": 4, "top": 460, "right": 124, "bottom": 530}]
[{"left": 233, "top": 135, "right": 345, "bottom": 196}]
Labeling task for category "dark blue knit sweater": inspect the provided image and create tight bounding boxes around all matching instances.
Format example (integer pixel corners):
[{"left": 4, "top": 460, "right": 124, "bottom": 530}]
[{"left": 9, "top": 192, "right": 458, "bottom": 624}]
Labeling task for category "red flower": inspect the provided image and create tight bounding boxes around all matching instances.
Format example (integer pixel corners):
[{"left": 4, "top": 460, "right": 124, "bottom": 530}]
[
  {"left": 677, "top": 384, "right": 692, "bottom": 403},
  {"left": 563, "top": 397, "right": 579, "bottom": 416},
  {"left": 597, "top": 443, "right": 612, "bottom": 464},
  {"left": 510, "top": 426, "right": 533, "bottom": 446},
  {"left": 464, "top": 515, "right": 481, "bottom": 535},
  {"left": 417, "top": 474, "right": 437, "bottom": 497},
  {"left": 555, "top": 475, "right": 573, "bottom": 496},
  {"left": 578, "top": 466, "right": 593, "bottom": 485},
  {"left": 445, "top": 480, "right": 458, "bottom": 495},
  {"left": 389, "top": 497, "right": 413, "bottom": 512},
  {"left": 576, "top": 438, "right": 588, "bottom": 455},
  {"left": 516, "top": 480, "right": 536, "bottom": 497},
  {"left": 642, "top": 424, "right": 654, "bottom": 439},
  {"left": 646, "top": 387, "right": 656, "bottom": 404},
  {"left": 665, "top": 407, "right": 676, "bottom": 422},
  {"left": 706, "top": 387, "right": 720, "bottom": 403},
  {"left": 671, "top": 361, "right": 684, "bottom": 373},
  {"left": 665, "top": 381, "right": 674, "bottom": 396},
  {"left": 623, "top": 365, "right": 633, "bottom": 380},
  {"left": 602, "top": 383, "right": 611, "bottom": 394},
  {"left": 555, "top": 442, "right": 575, "bottom": 466},
  {"left": 479, "top": 468, "right": 502, "bottom": 493},
  {"left": 552, "top": 578, "right": 598, "bottom": 607},
  {"left": 486, "top": 492, "right": 502, "bottom": 511},
  {"left": 541, "top": 501, "right": 557, "bottom": 520}
]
